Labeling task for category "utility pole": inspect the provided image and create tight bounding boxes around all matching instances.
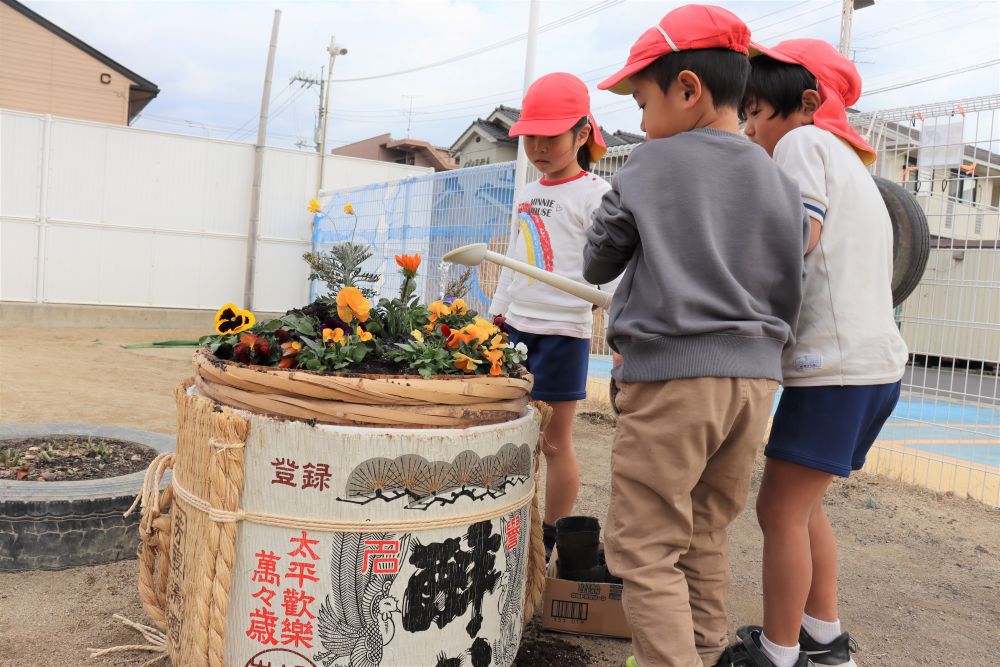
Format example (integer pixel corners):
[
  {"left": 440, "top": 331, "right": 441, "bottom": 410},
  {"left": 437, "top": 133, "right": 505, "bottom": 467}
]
[
  {"left": 402, "top": 94, "right": 419, "bottom": 138},
  {"left": 308, "top": 37, "right": 347, "bottom": 303},
  {"left": 244, "top": 8, "right": 281, "bottom": 311},
  {"left": 505, "top": 0, "right": 540, "bottom": 256},
  {"left": 316, "top": 36, "right": 347, "bottom": 194},
  {"left": 840, "top": 0, "right": 874, "bottom": 57},
  {"left": 291, "top": 69, "right": 324, "bottom": 152}
]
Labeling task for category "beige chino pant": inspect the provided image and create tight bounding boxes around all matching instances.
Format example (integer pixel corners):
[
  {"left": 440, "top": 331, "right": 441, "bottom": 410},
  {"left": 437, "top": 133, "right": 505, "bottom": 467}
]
[{"left": 605, "top": 377, "right": 777, "bottom": 667}]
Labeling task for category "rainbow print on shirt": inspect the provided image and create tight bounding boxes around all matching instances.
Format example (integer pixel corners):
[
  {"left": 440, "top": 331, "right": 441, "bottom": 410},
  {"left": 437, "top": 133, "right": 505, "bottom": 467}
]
[{"left": 516, "top": 202, "right": 554, "bottom": 282}]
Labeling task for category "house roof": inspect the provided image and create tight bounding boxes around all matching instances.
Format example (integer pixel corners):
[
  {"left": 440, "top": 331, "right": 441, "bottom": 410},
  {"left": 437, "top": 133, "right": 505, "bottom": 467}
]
[
  {"left": 2, "top": 0, "right": 159, "bottom": 122},
  {"left": 451, "top": 105, "right": 643, "bottom": 154},
  {"left": 385, "top": 137, "right": 458, "bottom": 171}
]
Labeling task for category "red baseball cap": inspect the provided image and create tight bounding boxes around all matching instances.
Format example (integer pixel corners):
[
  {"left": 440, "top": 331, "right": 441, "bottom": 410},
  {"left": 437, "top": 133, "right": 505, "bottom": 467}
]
[
  {"left": 598, "top": 5, "right": 751, "bottom": 95},
  {"left": 750, "top": 38, "right": 876, "bottom": 165},
  {"left": 509, "top": 72, "right": 607, "bottom": 162}
]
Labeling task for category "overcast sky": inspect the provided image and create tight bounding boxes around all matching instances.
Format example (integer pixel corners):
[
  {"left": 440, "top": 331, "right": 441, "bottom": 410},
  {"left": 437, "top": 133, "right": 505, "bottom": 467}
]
[{"left": 25, "top": 0, "right": 1000, "bottom": 151}]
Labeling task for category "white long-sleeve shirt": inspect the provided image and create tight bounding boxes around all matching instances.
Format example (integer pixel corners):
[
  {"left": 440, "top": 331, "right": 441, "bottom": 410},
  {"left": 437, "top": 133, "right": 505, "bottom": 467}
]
[
  {"left": 489, "top": 171, "right": 615, "bottom": 338},
  {"left": 775, "top": 125, "right": 908, "bottom": 386}
]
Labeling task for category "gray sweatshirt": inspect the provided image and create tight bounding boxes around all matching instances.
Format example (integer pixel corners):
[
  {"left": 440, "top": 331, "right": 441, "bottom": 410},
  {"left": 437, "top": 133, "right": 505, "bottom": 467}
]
[{"left": 583, "top": 128, "right": 809, "bottom": 382}]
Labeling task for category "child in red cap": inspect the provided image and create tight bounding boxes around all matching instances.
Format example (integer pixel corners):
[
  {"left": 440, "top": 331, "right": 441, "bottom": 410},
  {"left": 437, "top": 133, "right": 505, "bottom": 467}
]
[
  {"left": 489, "top": 72, "right": 616, "bottom": 556},
  {"left": 582, "top": 6, "right": 809, "bottom": 667},
  {"left": 733, "top": 38, "right": 908, "bottom": 667}
]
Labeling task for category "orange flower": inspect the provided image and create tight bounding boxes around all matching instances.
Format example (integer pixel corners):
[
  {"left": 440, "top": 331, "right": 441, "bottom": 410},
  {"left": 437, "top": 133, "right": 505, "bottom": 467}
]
[
  {"left": 449, "top": 298, "right": 468, "bottom": 315},
  {"left": 446, "top": 326, "right": 477, "bottom": 350},
  {"left": 356, "top": 326, "right": 373, "bottom": 342},
  {"left": 239, "top": 333, "right": 270, "bottom": 356},
  {"left": 278, "top": 356, "right": 295, "bottom": 368},
  {"left": 453, "top": 352, "right": 482, "bottom": 374},
  {"left": 468, "top": 317, "right": 498, "bottom": 345},
  {"left": 323, "top": 327, "right": 345, "bottom": 345},
  {"left": 483, "top": 348, "right": 504, "bottom": 376},
  {"left": 427, "top": 300, "right": 451, "bottom": 324},
  {"left": 394, "top": 253, "right": 421, "bottom": 274},
  {"left": 488, "top": 334, "right": 507, "bottom": 351},
  {"left": 336, "top": 286, "right": 371, "bottom": 323},
  {"left": 281, "top": 340, "right": 302, "bottom": 356}
]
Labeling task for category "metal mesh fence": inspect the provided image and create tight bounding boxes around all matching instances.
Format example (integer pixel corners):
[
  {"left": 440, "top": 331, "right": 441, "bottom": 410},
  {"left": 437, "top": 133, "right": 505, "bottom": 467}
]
[
  {"left": 315, "top": 94, "right": 1000, "bottom": 505},
  {"left": 849, "top": 95, "right": 1000, "bottom": 505}
]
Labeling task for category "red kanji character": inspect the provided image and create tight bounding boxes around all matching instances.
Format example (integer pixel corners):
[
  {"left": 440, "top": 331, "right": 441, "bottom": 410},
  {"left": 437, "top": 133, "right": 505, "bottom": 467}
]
[
  {"left": 245, "top": 607, "right": 279, "bottom": 645},
  {"left": 288, "top": 530, "right": 320, "bottom": 561},
  {"left": 282, "top": 588, "right": 316, "bottom": 619},
  {"left": 301, "top": 462, "right": 332, "bottom": 491},
  {"left": 505, "top": 514, "right": 522, "bottom": 551},
  {"left": 251, "top": 586, "right": 277, "bottom": 607},
  {"left": 362, "top": 539, "right": 400, "bottom": 574},
  {"left": 252, "top": 550, "right": 281, "bottom": 586},
  {"left": 280, "top": 618, "right": 314, "bottom": 649},
  {"left": 285, "top": 561, "right": 319, "bottom": 588},
  {"left": 271, "top": 458, "right": 299, "bottom": 487}
]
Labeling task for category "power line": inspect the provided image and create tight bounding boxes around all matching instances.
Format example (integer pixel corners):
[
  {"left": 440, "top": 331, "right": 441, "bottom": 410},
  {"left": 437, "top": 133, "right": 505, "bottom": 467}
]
[
  {"left": 861, "top": 59, "right": 1000, "bottom": 97},
  {"left": 297, "top": 1, "right": 838, "bottom": 123},
  {"left": 330, "top": 0, "right": 624, "bottom": 83},
  {"left": 754, "top": 12, "right": 841, "bottom": 43},
  {"left": 752, "top": 1, "right": 837, "bottom": 33}
]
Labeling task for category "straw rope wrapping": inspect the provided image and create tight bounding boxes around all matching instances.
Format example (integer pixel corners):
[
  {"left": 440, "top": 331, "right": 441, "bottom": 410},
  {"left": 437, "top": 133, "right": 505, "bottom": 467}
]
[
  {"left": 206, "top": 421, "right": 248, "bottom": 667},
  {"left": 88, "top": 614, "right": 169, "bottom": 666},
  {"left": 126, "top": 451, "right": 176, "bottom": 630},
  {"left": 522, "top": 400, "right": 553, "bottom": 624}
]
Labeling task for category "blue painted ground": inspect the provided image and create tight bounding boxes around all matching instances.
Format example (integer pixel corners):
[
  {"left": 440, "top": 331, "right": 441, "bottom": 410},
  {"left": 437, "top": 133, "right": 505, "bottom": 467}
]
[{"left": 588, "top": 355, "right": 1000, "bottom": 468}]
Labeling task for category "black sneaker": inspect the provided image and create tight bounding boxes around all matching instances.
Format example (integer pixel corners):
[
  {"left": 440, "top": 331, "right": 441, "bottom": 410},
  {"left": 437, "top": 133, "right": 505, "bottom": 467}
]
[
  {"left": 799, "top": 628, "right": 859, "bottom": 666},
  {"left": 715, "top": 627, "right": 811, "bottom": 667}
]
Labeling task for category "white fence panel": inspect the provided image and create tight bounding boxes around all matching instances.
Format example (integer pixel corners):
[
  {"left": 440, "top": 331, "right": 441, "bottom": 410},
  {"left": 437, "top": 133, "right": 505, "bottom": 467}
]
[{"left": 0, "top": 109, "right": 430, "bottom": 311}]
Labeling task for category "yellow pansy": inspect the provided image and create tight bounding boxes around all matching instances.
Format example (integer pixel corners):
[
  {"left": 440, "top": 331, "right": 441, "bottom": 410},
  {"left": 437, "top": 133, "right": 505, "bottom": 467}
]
[
  {"left": 427, "top": 300, "right": 452, "bottom": 323},
  {"left": 356, "top": 326, "right": 373, "bottom": 342},
  {"left": 488, "top": 334, "right": 507, "bottom": 351},
  {"left": 323, "top": 327, "right": 345, "bottom": 345},
  {"left": 452, "top": 352, "right": 482, "bottom": 374},
  {"left": 449, "top": 298, "right": 468, "bottom": 315},
  {"left": 307, "top": 198, "right": 321, "bottom": 213},
  {"left": 336, "top": 286, "right": 371, "bottom": 323},
  {"left": 410, "top": 329, "right": 424, "bottom": 343}
]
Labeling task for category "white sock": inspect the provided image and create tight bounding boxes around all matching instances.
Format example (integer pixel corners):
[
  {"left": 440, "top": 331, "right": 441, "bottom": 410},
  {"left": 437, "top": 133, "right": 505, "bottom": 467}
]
[
  {"left": 759, "top": 632, "right": 801, "bottom": 667},
  {"left": 802, "top": 612, "right": 843, "bottom": 644}
]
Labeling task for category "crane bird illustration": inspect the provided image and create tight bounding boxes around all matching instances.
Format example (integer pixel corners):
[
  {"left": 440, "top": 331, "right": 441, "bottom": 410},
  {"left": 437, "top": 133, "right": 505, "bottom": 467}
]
[{"left": 313, "top": 533, "right": 410, "bottom": 667}]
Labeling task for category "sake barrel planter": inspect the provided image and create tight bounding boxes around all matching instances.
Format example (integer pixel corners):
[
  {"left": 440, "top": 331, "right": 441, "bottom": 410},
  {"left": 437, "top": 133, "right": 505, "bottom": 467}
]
[
  {"left": 0, "top": 423, "right": 173, "bottom": 571},
  {"left": 137, "top": 365, "right": 546, "bottom": 667}
]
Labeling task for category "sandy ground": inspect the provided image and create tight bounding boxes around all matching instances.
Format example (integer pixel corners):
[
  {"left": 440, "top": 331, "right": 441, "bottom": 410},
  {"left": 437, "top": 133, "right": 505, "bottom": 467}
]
[{"left": 2, "top": 327, "right": 999, "bottom": 666}]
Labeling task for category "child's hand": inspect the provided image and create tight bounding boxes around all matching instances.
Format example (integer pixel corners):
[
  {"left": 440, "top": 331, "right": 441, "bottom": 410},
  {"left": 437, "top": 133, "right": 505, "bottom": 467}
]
[{"left": 613, "top": 352, "right": 623, "bottom": 368}]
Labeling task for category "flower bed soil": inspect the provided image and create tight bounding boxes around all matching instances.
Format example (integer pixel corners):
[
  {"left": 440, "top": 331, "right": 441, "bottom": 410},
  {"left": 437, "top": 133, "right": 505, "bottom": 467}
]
[{"left": 0, "top": 435, "right": 156, "bottom": 482}]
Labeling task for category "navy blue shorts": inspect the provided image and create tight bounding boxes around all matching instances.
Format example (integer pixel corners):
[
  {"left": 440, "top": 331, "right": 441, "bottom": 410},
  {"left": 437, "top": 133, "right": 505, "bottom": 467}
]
[
  {"left": 506, "top": 326, "right": 589, "bottom": 402},
  {"left": 765, "top": 381, "right": 901, "bottom": 477}
]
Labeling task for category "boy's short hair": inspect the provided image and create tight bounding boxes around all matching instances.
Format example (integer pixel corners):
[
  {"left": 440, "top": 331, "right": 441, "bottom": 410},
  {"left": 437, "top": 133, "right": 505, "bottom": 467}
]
[
  {"left": 740, "top": 55, "right": 818, "bottom": 120},
  {"left": 631, "top": 48, "right": 749, "bottom": 110}
]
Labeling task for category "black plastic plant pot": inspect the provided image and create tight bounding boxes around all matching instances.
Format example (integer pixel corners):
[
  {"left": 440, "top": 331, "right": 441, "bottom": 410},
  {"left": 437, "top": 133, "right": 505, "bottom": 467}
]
[{"left": 0, "top": 424, "right": 174, "bottom": 571}]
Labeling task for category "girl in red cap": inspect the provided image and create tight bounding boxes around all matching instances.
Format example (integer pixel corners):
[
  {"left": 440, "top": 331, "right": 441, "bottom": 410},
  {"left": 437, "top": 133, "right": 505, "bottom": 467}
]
[
  {"left": 735, "top": 39, "right": 908, "bottom": 667},
  {"left": 489, "top": 72, "right": 614, "bottom": 560}
]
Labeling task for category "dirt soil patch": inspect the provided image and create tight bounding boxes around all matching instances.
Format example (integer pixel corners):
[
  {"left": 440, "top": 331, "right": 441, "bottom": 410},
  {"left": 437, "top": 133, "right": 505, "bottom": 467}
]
[
  {"left": 0, "top": 435, "right": 155, "bottom": 482},
  {"left": 513, "top": 625, "right": 592, "bottom": 666},
  {"left": 1, "top": 326, "right": 999, "bottom": 666}
]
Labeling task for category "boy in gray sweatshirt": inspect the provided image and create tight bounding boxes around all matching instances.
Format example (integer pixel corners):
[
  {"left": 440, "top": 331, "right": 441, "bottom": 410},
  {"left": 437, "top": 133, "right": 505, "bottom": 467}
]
[{"left": 583, "top": 6, "right": 809, "bottom": 667}]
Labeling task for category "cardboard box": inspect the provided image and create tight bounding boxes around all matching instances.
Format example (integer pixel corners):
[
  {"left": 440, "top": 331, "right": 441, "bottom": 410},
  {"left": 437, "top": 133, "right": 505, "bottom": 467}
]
[{"left": 540, "top": 575, "right": 632, "bottom": 639}]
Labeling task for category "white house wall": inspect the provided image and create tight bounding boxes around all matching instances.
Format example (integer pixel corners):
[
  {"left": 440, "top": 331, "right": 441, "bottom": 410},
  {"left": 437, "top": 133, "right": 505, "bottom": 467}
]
[{"left": 0, "top": 109, "right": 430, "bottom": 313}]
